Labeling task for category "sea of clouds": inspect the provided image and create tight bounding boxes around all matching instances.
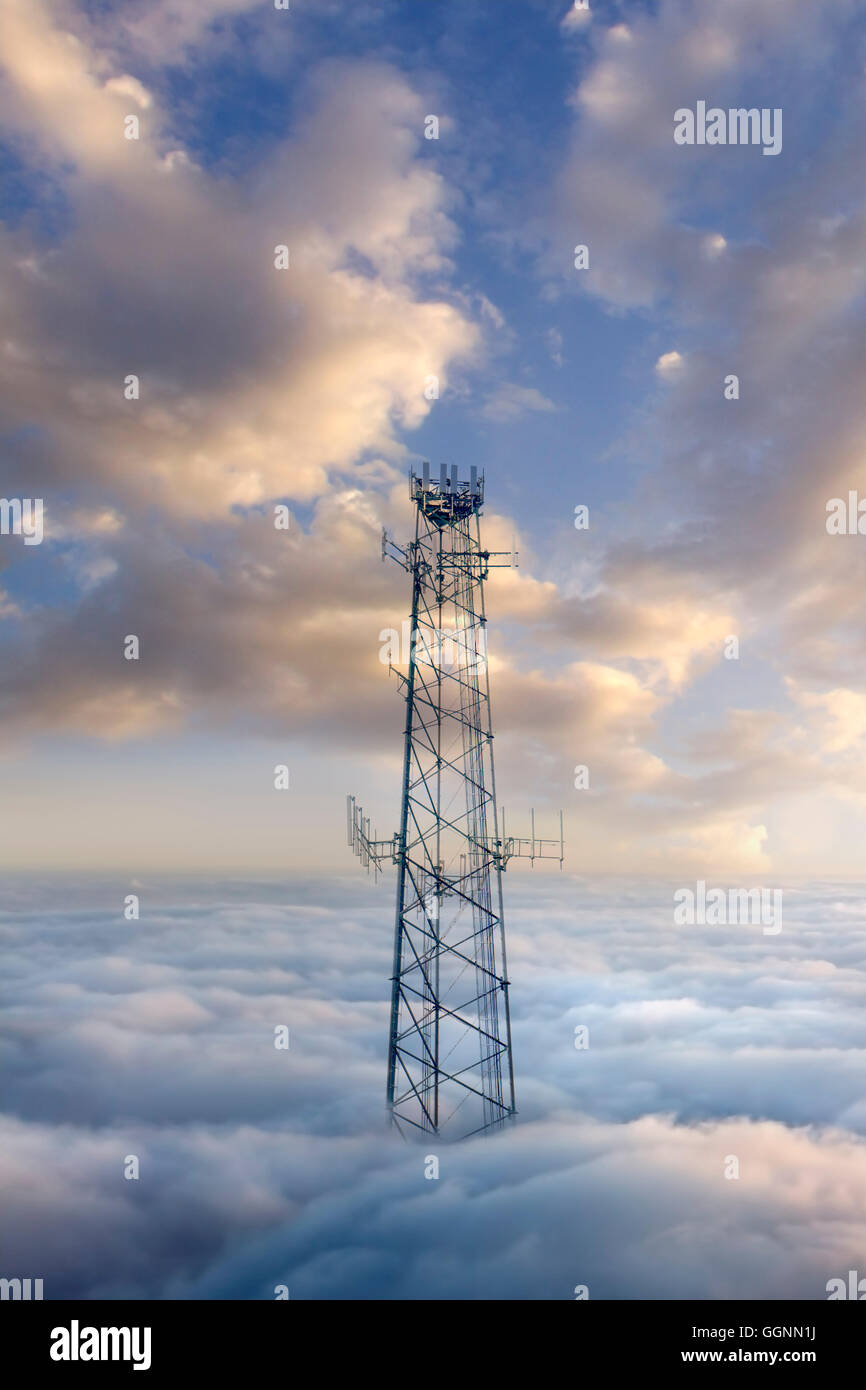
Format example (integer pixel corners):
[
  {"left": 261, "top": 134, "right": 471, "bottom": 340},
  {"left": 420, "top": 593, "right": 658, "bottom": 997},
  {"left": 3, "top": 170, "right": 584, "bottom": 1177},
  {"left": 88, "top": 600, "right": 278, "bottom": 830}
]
[{"left": 3, "top": 871, "right": 866, "bottom": 1299}]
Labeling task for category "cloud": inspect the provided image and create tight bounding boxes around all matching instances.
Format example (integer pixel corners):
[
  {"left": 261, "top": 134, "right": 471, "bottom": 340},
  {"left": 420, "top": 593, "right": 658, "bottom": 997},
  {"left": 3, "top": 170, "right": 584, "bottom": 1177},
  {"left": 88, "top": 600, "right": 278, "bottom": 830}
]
[
  {"left": 103, "top": 75, "right": 153, "bottom": 108},
  {"left": 3, "top": 877, "right": 866, "bottom": 1298},
  {"left": 0, "top": 9, "right": 481, "bottom": 519},
  {"left": 789, "top": 684, "right": 866, "bottom": 755},
  {"left": 3, "top": 0, "right": 866, "bottom": 1305},
  {"left": 550, "top": 0, "right": 846, "bottom": 307},
  {"left": 654, "top": 350, "right": 684, "bottom": 375},
  {"left": 560, "top": 4, "right": 592, "bottom": 37},
  {"left": 519, "top": 0, "right": 866, "bottom": 872},
  {"left": 480, "top": 383, "right": 557, "bottom": 422},
  {"left": 5, "top": 0, "right": 866, "bottom": 883},
  {"left": 702, "top": 232, "right": 727, "bottom": 260}
]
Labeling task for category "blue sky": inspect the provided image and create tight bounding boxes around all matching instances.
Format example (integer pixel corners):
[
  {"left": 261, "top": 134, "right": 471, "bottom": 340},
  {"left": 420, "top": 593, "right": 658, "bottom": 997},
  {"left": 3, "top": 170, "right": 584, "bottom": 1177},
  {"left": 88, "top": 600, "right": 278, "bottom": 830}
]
[{"left": 3, "top": 0, "right": 866, "bottom": 882}]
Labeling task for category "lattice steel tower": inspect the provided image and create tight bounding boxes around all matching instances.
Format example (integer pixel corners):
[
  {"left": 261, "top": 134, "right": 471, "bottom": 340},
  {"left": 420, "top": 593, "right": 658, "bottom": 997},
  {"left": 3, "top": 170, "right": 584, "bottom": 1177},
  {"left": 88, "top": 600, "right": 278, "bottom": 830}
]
[{"left": 349, "top": 466, "right": 562, "bottom": 1139}]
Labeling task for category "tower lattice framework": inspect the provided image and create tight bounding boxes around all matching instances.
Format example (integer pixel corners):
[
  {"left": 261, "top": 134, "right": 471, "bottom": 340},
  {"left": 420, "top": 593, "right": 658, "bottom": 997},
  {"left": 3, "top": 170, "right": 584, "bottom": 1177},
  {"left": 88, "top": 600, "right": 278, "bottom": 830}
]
[{"left": 349, "top": 466, "right": 562, "bottom": 1139}]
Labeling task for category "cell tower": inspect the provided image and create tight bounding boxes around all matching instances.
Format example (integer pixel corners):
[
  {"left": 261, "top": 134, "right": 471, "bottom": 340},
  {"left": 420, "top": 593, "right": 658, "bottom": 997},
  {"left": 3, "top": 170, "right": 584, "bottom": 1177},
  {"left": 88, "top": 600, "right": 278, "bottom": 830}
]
[{"left": 349, "top": 465, "right": 563, "bottom": 1140}]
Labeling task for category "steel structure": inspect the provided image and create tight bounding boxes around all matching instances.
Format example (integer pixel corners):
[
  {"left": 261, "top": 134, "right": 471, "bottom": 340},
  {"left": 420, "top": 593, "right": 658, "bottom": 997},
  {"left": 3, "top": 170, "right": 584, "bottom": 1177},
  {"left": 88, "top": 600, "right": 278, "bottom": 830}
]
[{"left": 349, "top": 465, "right": 563, "bottom": 1139}]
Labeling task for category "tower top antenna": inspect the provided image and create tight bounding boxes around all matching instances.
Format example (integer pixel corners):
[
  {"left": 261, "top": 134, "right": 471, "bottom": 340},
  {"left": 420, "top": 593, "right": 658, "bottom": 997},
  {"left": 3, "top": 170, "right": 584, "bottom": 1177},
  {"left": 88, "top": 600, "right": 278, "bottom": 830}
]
[{"left": 411, "top": 461, "right": 483, "bottom": 524}]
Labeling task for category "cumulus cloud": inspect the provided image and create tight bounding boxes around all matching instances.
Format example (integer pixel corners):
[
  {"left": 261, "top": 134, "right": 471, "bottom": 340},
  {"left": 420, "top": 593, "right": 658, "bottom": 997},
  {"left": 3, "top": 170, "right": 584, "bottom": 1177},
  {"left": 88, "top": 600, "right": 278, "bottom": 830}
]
[
  {"left": 0, "top": 14, "right": 480, "bottom": 517},
  {"left": 654, "top": 350, "right": 684, "bottom": 375},
  {"left": 518, "top": 0, "right": 866, "bottom": 871},
  {"left": 0, "top": 8, "right": 485, "bottom": 757},
  {"left": 0, "top": 0, "right": 722, "bottom": 877},
  {"left": 5, "top": 0, "right": 866, "bottom": 885}
]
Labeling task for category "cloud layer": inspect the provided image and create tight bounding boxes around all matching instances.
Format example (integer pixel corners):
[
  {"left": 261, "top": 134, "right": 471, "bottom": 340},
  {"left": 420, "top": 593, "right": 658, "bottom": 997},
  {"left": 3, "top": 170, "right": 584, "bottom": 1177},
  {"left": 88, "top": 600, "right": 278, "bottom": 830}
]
[{"left": 2, "top": 875, "right": 866, "bottom": 1299}]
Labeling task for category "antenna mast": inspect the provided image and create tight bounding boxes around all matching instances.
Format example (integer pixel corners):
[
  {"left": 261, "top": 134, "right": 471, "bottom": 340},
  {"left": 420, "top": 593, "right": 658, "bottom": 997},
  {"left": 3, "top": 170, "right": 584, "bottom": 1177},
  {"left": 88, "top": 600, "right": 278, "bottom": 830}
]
[{"left": 349, "top": 465, "right": 563, "bottom": 1138}]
